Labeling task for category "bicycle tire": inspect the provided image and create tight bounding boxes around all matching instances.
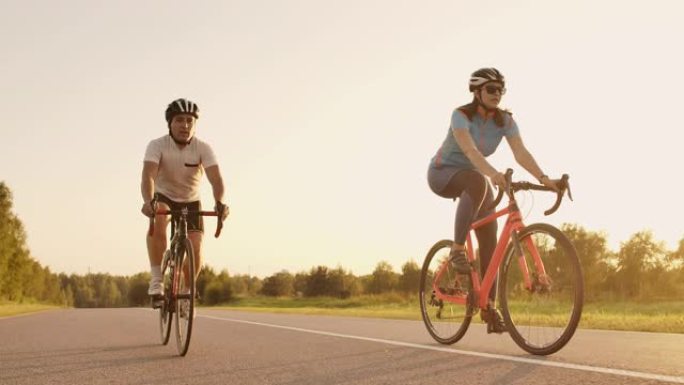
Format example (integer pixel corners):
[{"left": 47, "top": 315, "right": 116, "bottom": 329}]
[
  {"left": 500, "top": 223, "right": 584, "bottom": 355},
  {"left": 158, "top": 251, "right": 172, "bottom": 345},
  {"left": 174, "top": 239, "right": 195, "bottom": 356},
  {"left": 419, "top": 239, "right": 474, "bottom": 345}
]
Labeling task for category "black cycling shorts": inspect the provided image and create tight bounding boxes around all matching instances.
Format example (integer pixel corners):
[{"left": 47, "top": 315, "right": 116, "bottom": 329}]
[{"left": 154, "top": 193, "right": 204, "bottom": 233}]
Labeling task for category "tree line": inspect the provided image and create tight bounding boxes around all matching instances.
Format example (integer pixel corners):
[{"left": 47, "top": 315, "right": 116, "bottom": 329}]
[{"left": 1, "top": 181, "right": 683, "bottom": 307}]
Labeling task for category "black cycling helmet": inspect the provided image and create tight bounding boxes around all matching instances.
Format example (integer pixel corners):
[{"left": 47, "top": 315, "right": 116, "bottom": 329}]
[
  {"left": 469, "top": 68, "right": 505, "bottom": 92},
  {"left": 165, "top": 98, "right": 199, "bottom": 125}
]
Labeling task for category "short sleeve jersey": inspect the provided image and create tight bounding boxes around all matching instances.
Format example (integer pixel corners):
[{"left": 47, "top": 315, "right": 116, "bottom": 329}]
[
  {"left": 144, "top": 135, "right": 218, "bottom": 202},
  {"left": 430, "top": 108, "right": 520, "bottom": 170}
]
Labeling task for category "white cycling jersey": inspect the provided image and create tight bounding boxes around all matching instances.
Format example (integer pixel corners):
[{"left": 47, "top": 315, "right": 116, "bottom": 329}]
[{"left": 144, "top": 135, "right": 218, "bottom": 202}]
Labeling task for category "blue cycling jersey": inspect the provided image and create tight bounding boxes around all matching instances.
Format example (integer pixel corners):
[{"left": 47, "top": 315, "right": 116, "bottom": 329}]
[{"left": 430, "top": 108, "right": 520, "bottom": 170}]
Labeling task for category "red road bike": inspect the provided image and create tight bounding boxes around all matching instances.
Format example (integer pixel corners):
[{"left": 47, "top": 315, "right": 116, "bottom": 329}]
[{"left": 420, "top": 169, "right": 583, "bottom": 355}]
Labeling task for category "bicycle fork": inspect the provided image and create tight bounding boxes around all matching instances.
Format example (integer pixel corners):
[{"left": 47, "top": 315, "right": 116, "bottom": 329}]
[{"left": 512, "top": 231, "right": 551, "bottom": 293}]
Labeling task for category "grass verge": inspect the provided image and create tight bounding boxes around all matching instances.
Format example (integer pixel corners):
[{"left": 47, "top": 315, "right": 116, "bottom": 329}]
[
  {"left": 209, "top": 295, "right": 684, "bottom": 333},
  {"left": 0, "top": 301, "right": 60, "bottom": 318}
]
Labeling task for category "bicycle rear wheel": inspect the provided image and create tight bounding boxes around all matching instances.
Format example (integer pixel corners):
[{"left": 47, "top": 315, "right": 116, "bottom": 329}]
[
  {"left": 174, "top": 239, "right": 196, "bottom": 356},
  {"left": 419, "top": 239, "right": 473, "bottom": 344},
  {"left": 158, "top": 251, "right": 172, "bottom": 345},
  {"left": 500, "top": 223, "right": 583, "bottom": 355}
]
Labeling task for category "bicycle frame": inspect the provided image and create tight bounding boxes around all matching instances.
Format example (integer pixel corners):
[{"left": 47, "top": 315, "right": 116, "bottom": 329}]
[
  {"left": 432, "top": 200, "right": 548, "bottom": 310},
  {"left": 160, "top": 208, "right": 218, "bottom": 301},
  {"left": 168, "top": 212, "right": 189, "bottom": 304},
  {"left": 150, "top": 201, "right": 225, "bottom": 355}
]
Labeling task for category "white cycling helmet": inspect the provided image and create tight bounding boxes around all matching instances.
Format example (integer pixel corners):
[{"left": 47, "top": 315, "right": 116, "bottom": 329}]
[{"left": 469, "top": 68, "right": 505, "bottom": 92}]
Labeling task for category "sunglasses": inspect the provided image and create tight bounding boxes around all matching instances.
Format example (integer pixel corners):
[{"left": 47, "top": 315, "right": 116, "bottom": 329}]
[{"left": 484, "top": 85, "right": 506, "bottom": 95}]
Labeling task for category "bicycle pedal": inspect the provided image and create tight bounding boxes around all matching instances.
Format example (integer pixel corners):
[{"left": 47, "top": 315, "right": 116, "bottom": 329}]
[
  {"left": 151, "top": 299, "right": 164, "bottom": 309},
  {"left": 429, "top": 291, "right": 443, "bottom": 307},
  {"left": 486, "top": 321, "right": 507, "bottom": 334},
  {"left": 483, "top": 308, "right": 507, "bottom": 334}
]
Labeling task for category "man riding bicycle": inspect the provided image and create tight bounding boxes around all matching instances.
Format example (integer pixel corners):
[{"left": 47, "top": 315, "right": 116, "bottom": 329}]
[{"left": 141, "top": 98, "right": 229, "bottom": 297}]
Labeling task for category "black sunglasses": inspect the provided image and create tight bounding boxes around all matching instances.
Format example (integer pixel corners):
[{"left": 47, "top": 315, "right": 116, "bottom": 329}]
[{"left": 484, "top": 85, "right": 506, "bottom": 95}]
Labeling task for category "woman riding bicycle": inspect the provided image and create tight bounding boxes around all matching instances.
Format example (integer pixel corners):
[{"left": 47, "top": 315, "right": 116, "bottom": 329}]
[{"left": 427, "top": 67, "right": 560, "bottom": 331}]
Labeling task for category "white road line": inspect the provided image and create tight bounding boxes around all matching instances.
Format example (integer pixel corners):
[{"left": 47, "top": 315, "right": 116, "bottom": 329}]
[{"left": 200, "top": 315, "right": 683, "bottom": 384}]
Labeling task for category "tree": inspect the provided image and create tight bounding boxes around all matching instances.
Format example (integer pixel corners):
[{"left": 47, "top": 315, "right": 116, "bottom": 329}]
[
  {"left": 398, "top": 260, "right": 421, "bottom": 294},
  {"left": 230, "top": 274, "right": 248, "bottom": 296},
  {"left": 260, "top": 270, "right": 294, "bottom": 296},
  {"left": 293, "top": 272, "right": 308, "bottom": 297},
  {"left": 327, "top": 266, "right": 361, "bottom": 298},
  {"left": 667, "top": 238, "right": 684, "bottom": 298},
  {"left": 0, "top": 182, "right": 68, "bottom": 305},
  {"left": 245, "top": 275, "right": 263, "bottom": 296},
  {"left": 366, "top": 261, "right": 398, "bottom": 294},
  {"left": 197, "top": 265, "right": 217, "bottom": 302},
  {"left": 667, "top": 238, "right": 684, "bottom": 267},
  {"left": 0, "top": 182, "right": 32, "bottom": 301},
  {"left": 204, "top": 270, "right": 233, "bottom": 305},
  {"left": 127, "top": 272, "right": 151, "bottom": 307},
  {"left": 232, "top": 274, "right": 262, "bottom": 296},
  {"left": 71, "top": 275, "right": 96, "bottom": 307},
  {"left": 615, "top": 231, "right": 667, "bottom": 298},
  {"left": 62, "top": 284, "right": 75, "bottom": 307},
  {"left": 304, "top": 266, "right": 330, "bottom": 297},
  {"left": 560, "top": 224, "right": 614, "bottom": 300},
  {"left": 214, "top": 269, "right": 234, "bottom": 303}
]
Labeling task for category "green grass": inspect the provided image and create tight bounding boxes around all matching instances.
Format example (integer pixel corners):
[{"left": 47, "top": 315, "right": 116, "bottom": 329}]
[
  {"left": 211, "top": 294, "right": 421, "bottom": 319},
  {"left": 0, "top": 301, "right": 60, "bottom": 318},
  {"left": 581, "top": 300, "right": 684, "bottom": 334},
  {"left": 209, "top": 295, "right": 684, "bottom": 334}
]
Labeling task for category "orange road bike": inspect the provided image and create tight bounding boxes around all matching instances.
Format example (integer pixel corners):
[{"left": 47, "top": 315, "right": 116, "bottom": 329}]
[
  {"left": 148, "top": 202, "right": 224, "bottom": 356},
  {"left": 420, "top": 169, "right": 582, "bottom": 355}
]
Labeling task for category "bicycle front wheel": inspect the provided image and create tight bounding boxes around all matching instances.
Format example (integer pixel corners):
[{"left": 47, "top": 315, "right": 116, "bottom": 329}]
[
  {"left": 158, "top": 251, "right": 172, "bottom": 345},
  {"left": 174, "top": 239, "right": 196, "bottom": 356},
  {"left": 419, "top": 239, "right": 473, "bottom": 345},
  {"left": 500, "top": 223, "right": 583, "bottom": 355}
]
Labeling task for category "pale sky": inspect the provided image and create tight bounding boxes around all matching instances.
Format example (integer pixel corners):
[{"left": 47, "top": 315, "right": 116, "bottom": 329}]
[{"left": 2, "top": 0, "right": 683, "bottom": 278}]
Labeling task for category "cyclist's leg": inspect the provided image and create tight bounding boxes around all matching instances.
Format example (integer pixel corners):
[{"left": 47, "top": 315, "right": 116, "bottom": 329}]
[
  {"left": 186, "top": 231, "right": 203, "bottom": 289},
  {"left": 473, "top": 184, "right": 497, "bottom": 302},
  {"left": 471, "top": 184, "right": 506, "bottom": 331},
  {"left": 446, "top": 171, "right": 489, "bottom": 271},
  {"left": 183, "top": 203, "right": 204, "bottom": 291},
  {"left": 147, "top": 201, "right": 170, "bottom": 295},
  {"left": 443, "top": 170, "right": 488, "bottom": 243}
]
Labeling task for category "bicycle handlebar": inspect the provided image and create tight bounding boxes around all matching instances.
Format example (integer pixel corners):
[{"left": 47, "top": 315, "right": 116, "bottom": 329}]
[
  {"left": 487, "top": 169, "right": 572, "bottom": 215},
  {"left": 147, "top": 202, "right": 225, "bottom": 238}
]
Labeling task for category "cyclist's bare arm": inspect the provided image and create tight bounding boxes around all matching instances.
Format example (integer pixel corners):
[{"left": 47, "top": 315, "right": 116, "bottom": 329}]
[
  {"left": 205, "top": 165, "right": 225, "bottom": 202},
  {"left": 506, "top": 135, "right": 559, "bottom": 192},
  {"left": 205, "top": 165, "right": 229, "bottom": 219},
  {"left": 141, "top": 161, "right": 159, "bottom": 217},
  {"left": 452, "top": 129, "right": 505, "bottom": 187}
]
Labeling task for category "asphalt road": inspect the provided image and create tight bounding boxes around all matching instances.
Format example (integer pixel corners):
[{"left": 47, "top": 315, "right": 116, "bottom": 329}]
[{"left": 0, "top": 308, "right": 682, "bottom": 385}]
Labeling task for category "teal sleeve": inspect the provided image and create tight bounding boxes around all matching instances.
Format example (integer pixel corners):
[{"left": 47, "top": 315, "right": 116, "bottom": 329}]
[
  {"left": 450, "top": 109, "right": 470, "bottom": 133},
  {"left": 505, "top": 115, "right": 520, "bottom": 137}
]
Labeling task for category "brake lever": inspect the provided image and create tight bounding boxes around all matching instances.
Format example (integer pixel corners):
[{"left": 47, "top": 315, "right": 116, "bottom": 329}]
[
  {"left": 214, "top": 203, "right": 226, "bottom": 238},
  {"left": 485, "top": 168, "right": 514, "bottom": 211},
  {"left": 559, "top": 174, "right": 572, "bottom": 201}
]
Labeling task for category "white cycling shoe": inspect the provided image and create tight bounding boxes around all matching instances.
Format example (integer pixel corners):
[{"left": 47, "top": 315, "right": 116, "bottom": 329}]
[{"left": 148, "top": 278, "right": 164, "bottom": 296}]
